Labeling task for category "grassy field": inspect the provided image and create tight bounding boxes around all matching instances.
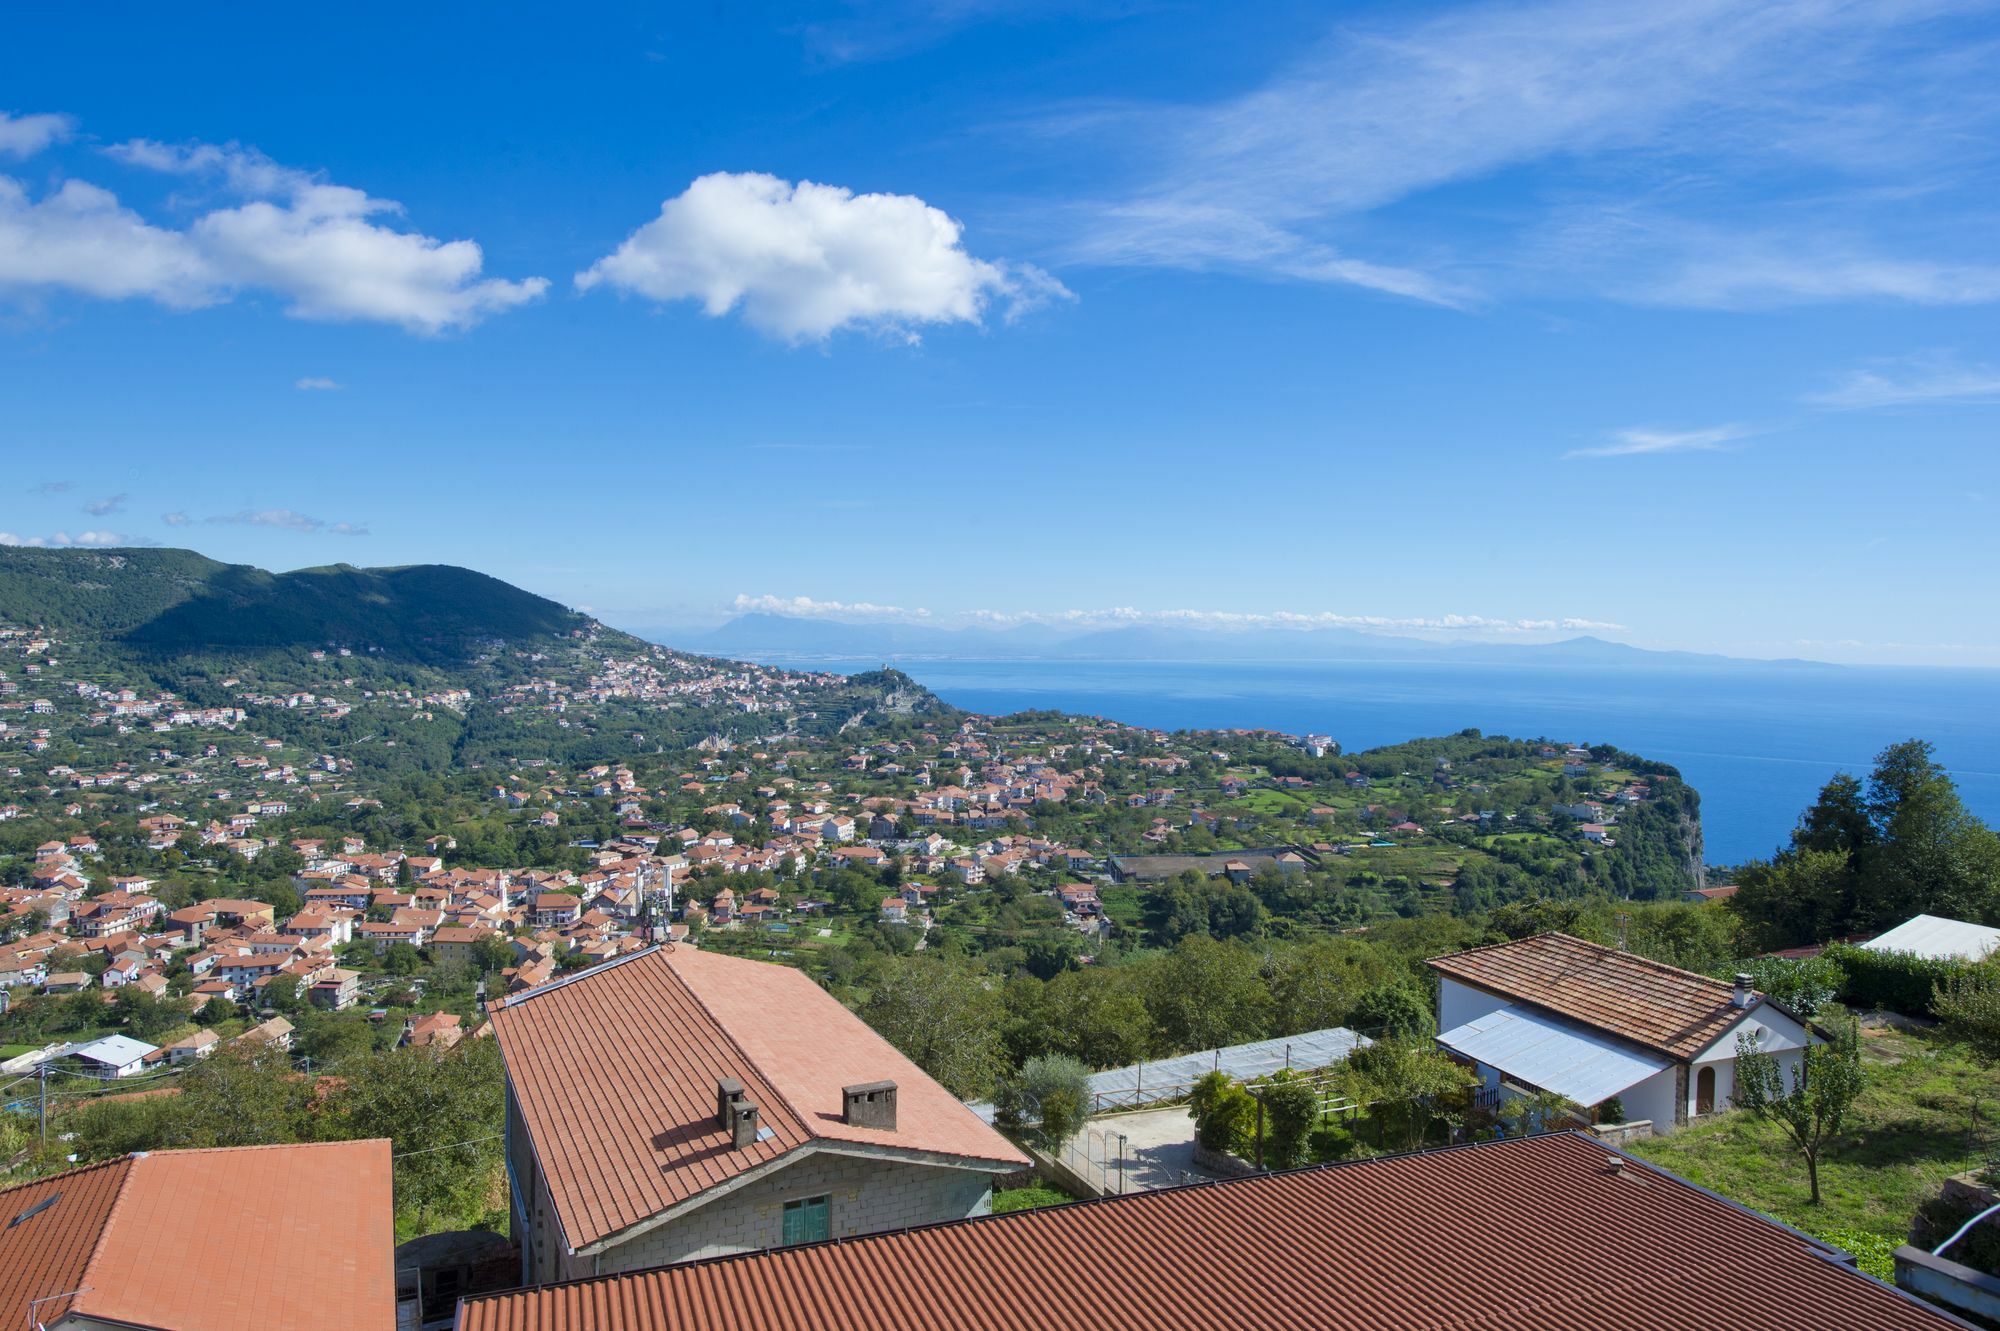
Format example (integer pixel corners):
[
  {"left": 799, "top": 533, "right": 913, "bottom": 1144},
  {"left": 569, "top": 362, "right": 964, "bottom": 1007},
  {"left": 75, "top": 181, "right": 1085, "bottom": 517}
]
[{"left": 1628, "top": 1014, "right": 2000, "bottom": 1258}]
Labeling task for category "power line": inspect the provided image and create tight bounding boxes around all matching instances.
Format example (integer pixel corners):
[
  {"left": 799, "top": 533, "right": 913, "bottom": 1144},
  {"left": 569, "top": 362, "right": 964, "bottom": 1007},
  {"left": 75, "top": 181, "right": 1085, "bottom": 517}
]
[{"left": 392, "top": 1133, "right": 501, "bottom": 1160}]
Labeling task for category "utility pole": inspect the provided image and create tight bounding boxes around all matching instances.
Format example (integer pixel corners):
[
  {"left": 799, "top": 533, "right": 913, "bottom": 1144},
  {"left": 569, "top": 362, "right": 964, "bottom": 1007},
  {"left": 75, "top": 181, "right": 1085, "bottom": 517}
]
[{"left": 38, "top": 1060, "right": 48, "bottom": 1149}]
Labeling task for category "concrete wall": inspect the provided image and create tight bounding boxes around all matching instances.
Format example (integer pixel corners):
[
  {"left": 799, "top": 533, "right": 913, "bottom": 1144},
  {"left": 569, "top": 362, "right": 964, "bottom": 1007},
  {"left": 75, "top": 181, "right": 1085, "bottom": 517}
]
[
  {"left": 1437, "top": 977, "right": 1507, "bottom": 1033},
  {"left": 1895, "top": 1245, "right": 2000, "bottom": 1324},
  {"left": 599, "top": 1150, "right": 995, "bottom": 1273},
  {"left": 1617, "top": 1065, "right": 1680, "bottom": 1131}
]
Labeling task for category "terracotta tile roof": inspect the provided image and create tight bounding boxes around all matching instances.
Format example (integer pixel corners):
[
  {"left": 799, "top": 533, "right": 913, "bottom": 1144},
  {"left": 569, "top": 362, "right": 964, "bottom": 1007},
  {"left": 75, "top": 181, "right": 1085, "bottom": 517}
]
[
  {"left": 0, "top": 1156, "right": 131, "bottom": 1331},
  {"left": 0, "top": 1139, "right": 395, "bottom": 1331},
  {"left": 457, "top": 1132, "right": 1958, "bottom": 1331},
  {"left": 1429, "top": 931, "right": 1769, "bottom": 1060},
  {"left": 487, "top": 945, "right": 1027, "bottom": 1250}
]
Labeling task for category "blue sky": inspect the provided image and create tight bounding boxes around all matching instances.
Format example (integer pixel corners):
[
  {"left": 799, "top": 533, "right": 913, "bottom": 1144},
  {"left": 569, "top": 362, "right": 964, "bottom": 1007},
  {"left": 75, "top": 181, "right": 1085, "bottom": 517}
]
[{"left": 3, "top": 1, "right": 1998, "bottom": 665}]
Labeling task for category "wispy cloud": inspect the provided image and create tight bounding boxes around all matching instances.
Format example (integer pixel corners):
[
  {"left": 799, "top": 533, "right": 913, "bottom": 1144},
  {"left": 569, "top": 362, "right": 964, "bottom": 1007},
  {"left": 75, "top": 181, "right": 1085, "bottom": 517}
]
[
  {"left": 294, "top": 376, "right": 343, "bottom": 391},
  {"left": 1041, "top": 0, "right": 2000, "bottom": 308},
  {"left": 161, "top": 511, "right": 191, "bottom": 527},
  {"left": 731, "top": 593, "right": 1624, "bottom": 636},
  {"left": 28, "top": 480, "right": 72, "bottom": 495},
  {"left": 203, "top": 508, "right": 368, "bottom": 536},
  {"left": 1564, "top": 423, "right": 1754, "bottom": 460},
  {"left": 82, "top": 493, "right": 127, "bottom": 516},
  {"left": 1807, "top": 354, "right": 2000, "bottom": 409}
]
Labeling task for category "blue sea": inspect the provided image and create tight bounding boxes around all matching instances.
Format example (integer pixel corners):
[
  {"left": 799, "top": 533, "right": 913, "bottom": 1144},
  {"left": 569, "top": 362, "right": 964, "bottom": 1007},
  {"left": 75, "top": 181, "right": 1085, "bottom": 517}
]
[{"left": 768, "top": 656, "right": 2000, "bottom": 866}]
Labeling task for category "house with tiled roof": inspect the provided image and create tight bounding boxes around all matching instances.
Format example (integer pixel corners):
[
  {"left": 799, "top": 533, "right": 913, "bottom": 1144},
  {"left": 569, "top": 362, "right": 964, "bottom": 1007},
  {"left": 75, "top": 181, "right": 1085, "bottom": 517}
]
[
  {"left": 0, "top": 1139, "right": 394, "bottom": 1331},
  {"left": 488, "top": 945, "right": 1027, "bottom": 1286},
  {"left": 1428, "top": 932, "right": 1821, "bottom": 1131},
  {"left": 457, "top": 1132, "right": 1962, "bottom": 1331}
]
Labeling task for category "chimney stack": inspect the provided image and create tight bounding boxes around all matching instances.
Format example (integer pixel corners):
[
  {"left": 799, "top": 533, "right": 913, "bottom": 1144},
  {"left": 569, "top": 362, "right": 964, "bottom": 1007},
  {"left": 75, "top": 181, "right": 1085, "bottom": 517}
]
[
  {"left": 731, "top": 1099, "right": 761, "bottom": 1149},
  {"left": 716, "top": 1076, "right": 745, "bottom": 1130},
  {"left": 843, "top": 1080, "right": 898, "bottom": 1131},
  {"left": 1732, "top": 973, "right": 1754, "bottom": 1008}
]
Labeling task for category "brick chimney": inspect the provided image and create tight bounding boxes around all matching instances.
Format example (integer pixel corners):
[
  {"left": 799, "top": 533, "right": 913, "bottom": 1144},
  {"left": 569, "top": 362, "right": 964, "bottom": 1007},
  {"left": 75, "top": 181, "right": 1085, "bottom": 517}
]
[
  {"left": 842, "top": 1080, "right": 898, "bottom": 1131},
  {"left": 1731, "top": 973, "right": 1754, "bottom": 1008},
  {"left": 730, "top": 1099, "right": 761, "bottom": 1149},
  {"left": 716, "top": 1076, "right": 745, "bottom": 1130}
]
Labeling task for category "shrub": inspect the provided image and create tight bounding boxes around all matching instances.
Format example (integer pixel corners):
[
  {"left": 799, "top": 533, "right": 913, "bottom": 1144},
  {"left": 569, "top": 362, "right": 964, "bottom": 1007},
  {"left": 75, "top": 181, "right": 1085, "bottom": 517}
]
[
  {"left": 1188, "top": 1070, "right": 1256, "bottom": 1155},
  {"left": 1932, "top": 966, "right": 2000, "bottom": 1063},
  {"left": 1307, "top": 1121, "right": 1358, "bottom": 1163},
  {"left": 1736, "top": 953, "right": 1845, "bottom": 1018},
  {"left": 1349, "top": 982, "right": 1435, "bottom": 1039},
  {"left": 1801, "top": 1226, "right": 1896, "bottom": 1284},
  {"left": 1258, "top": 1071, "right": 1319, "bottom": 1169},
  {"left": 1826, "top": 943, "right": 1970, "bottom": 1017},
  {"left": 992, "top": 1054, "right": 1092, "bottom": 1148},
  {"left": 992, "top": 1185, "right": 1073, "bottom": 1214},
  {"left": 1595, "top": 1096, "right": 1625, "bottom": 1126}
]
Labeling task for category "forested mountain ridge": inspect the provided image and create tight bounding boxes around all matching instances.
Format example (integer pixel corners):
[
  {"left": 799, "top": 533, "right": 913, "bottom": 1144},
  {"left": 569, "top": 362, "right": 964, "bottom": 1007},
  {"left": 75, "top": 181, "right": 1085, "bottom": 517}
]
[{"left": 0, "top": 547, "right": 604, "bottom": 665}]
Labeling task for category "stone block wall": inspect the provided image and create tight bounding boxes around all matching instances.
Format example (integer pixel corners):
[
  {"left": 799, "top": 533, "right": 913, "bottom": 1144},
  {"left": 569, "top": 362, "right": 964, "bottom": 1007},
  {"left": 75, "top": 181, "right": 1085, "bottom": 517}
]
[{"left": 601, "top": 1151, "right": 995, "bottom": 1272}]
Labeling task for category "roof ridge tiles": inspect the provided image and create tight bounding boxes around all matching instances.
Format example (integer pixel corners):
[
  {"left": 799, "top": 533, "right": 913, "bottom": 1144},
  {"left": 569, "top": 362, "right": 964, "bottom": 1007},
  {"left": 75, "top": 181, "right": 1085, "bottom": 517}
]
[
  {"left": 493, "top": 941, "right": 664, "bottom": 1008},
  {"left": 69, "top": 1150, "right": 143, "bottom": 1316}
]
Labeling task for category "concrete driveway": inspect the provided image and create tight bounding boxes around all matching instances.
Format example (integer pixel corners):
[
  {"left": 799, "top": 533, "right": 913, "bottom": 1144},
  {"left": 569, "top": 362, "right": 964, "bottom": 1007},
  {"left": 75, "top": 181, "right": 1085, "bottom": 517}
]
[{"left": 1061, "top": 1106, "right": 1228, "bottom": 1193}]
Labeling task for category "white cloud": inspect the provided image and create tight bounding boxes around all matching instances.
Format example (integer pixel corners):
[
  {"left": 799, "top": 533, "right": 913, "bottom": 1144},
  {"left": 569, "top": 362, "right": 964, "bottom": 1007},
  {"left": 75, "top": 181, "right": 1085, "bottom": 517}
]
[
  {"left": 0, "top": 529, "right": 128, "bottom": 547},
  {"left": 161, "top": 511, "right": 191, "bottom": 527},
  {"left": 204, "top": 508, "right": 368, "bottom": 536},
  {"left": 0, "top": 110, "right": 75, "bottom": 158},
  {"left": 83, "top": 493, "right": 127, "bottom": 516},
  {"left": 1564, "top": 423, "right": 1753, "bottom": 459},
  {"left": 1807, "top": 354, "right": 2000, "bottom": 409},
  {"left": 732, "top": 594, "right": 927, "bottom": 621},
  {"left": 295, "top": 376, "right": 343, "bottom": 391},
  {"left": 1049, "top": 0, "right": 2000, "bottom": 307},
  {"left": 0, "top": 177, "right": 213, "bottom": 304},
  {"left": 0, "top": 132, "right": 546, "bottom": 332},
  {"left": 579, "top": 172, "right": 1069, "bottom": 341},
  {"left": 732, "top": 594, "right": 1624, "bottom": 636}
]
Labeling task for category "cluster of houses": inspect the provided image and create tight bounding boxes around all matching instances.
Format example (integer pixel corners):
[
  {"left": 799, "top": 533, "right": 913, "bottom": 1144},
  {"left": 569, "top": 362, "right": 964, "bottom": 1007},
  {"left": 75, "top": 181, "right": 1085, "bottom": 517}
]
[{"left": 17, "top": 936, "right": 1944, "bottom": 1331}]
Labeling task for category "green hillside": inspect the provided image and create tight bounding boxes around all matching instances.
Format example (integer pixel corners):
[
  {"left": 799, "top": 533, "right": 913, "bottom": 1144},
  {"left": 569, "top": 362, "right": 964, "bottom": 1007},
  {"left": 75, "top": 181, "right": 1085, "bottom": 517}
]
[{"left": 0, "top": 547, "right": 596, "bottom": 663}]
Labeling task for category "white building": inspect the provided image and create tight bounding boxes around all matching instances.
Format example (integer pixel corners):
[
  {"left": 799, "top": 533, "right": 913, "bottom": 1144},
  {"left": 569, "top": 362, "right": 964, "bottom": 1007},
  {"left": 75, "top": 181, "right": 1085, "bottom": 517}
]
[
  {"left": 67, "top": 1034, "right": 159, "bottom": 1079},
  {"left": 1863, "top": 913, "right": 2000, "bottom": 963},
  {"left": 1430, "top": 933, "right": 1820, "bottom": 1132}
]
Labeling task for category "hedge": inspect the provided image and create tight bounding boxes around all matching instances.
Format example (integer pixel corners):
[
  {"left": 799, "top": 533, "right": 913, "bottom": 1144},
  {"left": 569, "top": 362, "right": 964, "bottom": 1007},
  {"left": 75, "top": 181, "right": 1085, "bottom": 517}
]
[{"left": 1823, "top": 943, "right": 1972, "bottom": 1018}]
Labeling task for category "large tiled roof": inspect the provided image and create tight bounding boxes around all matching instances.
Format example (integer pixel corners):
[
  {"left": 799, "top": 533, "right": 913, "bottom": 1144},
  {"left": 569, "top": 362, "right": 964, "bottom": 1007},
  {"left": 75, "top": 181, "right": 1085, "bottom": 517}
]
[
  {"left": 1429, "top": 931, "right": 1766, "bottom": 1059},
  {"left": 0, "top": 1139, "right": 395, "bottom": 1331},
  {"left": 457, "top": 1132, "right": 1959, "bottom": 1331},
  {"left": 486, "top": 945, "right": 1027, "bottom": 1251}
]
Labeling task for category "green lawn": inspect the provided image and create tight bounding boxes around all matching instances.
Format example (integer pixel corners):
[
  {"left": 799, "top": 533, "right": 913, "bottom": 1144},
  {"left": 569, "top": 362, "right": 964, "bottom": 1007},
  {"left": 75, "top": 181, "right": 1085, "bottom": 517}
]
[{"left": 1627, "top": 1016, "right": 1998, "bottom": 1260}]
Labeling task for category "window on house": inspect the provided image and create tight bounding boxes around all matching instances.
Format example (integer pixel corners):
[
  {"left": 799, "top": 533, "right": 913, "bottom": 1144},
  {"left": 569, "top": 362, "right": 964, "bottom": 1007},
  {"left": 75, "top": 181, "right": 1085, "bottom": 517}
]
[{"left": 781, "top": 1194, "right": 831, "bottom": 1245}]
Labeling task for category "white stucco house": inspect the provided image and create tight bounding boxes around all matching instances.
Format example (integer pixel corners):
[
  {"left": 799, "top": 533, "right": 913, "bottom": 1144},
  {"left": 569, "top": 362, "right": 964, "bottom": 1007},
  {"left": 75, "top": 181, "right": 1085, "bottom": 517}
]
[{"left": 1429, "top": 932, "right": 1821, "bottom": 1132}]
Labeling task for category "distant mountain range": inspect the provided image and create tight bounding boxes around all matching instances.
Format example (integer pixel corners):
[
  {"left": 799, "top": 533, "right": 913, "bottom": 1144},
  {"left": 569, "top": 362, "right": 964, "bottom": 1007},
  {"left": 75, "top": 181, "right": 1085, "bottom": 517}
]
[
  {"left": 660, "top": 612, "right": 1832, "bottom": 671},
  {"left": 0, "top": 547, "right": 606, "bottom": 665}
]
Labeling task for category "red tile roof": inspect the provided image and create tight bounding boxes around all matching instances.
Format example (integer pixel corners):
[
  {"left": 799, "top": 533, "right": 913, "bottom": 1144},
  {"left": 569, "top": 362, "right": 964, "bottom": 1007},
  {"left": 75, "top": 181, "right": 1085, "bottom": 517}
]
[
  {"left": 0, "top": 1139, "right": 395, "bottom": 1331},
  {"left": 487, "top": 945, "right": 1026, "bottom": 1250},
  {"left": 1429, "top": 931, "right": 1774, "bottom": 1059},
  {"left": 457, "top": 1132, "right": 1956, "bottom": 1331}
]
